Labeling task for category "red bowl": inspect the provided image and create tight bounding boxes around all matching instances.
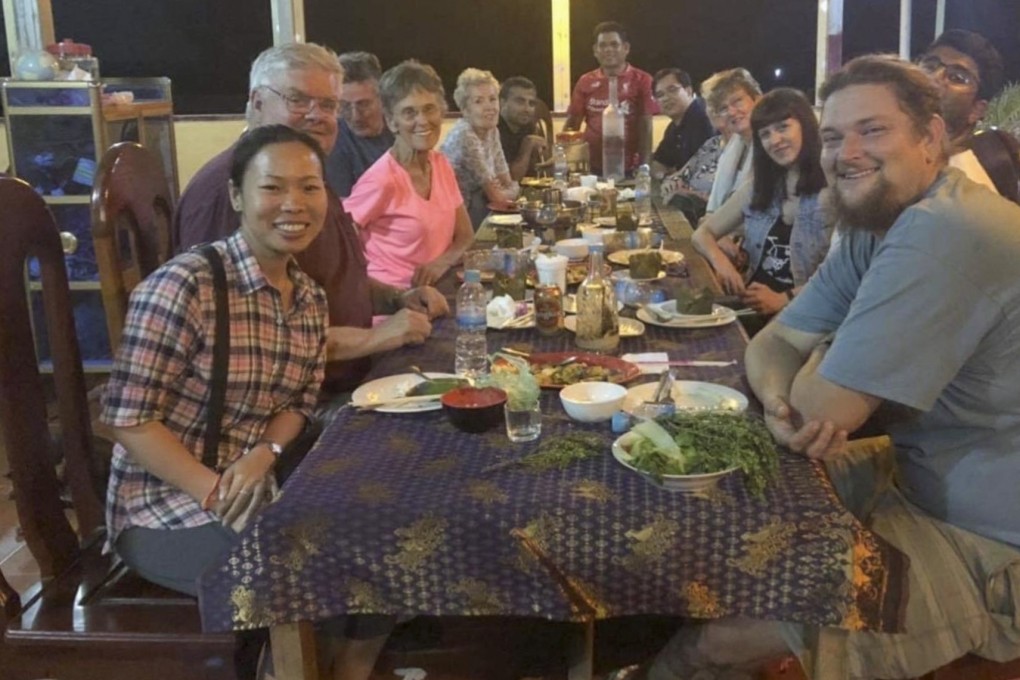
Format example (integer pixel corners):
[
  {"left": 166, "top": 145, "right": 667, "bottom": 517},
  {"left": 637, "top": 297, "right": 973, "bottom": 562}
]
[{"left": 441, "top": 387, "right": 507, "bottom": 433}]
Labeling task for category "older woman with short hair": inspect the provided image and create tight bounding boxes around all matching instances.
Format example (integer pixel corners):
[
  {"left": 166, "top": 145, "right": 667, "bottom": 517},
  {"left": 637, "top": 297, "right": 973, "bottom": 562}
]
[
  {"left": 701, "top": 67, "right": 763, "bottom": 213},
  {"left": 440, "top": 67, "right": 520, "bottom": 227},
  {"left": 344, "top": 60, "right": 474, "bottom": 288}
]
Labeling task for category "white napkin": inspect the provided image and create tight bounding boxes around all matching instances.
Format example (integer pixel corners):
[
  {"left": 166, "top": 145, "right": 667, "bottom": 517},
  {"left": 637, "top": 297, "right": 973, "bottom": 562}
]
[
  {"left": 564, "top": 186, "right": 597, "bottom": 203},
  {"left": 486, "top": 294, "right": 517, "bottom": 329},
  {"left": 622, "top": 352, "right": 670, "bottom": 374}
]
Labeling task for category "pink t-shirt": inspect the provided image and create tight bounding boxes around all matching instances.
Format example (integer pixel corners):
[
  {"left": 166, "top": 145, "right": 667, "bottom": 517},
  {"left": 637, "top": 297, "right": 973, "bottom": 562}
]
[{"left": 345, "top": 150, "right": 464, "bottom": 288}]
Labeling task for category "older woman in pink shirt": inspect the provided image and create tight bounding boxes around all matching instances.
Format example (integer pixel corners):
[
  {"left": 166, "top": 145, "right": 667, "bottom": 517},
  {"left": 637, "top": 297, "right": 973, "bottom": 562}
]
[{"left": 345, "top": 60, "right": 474, "bottom": 288}]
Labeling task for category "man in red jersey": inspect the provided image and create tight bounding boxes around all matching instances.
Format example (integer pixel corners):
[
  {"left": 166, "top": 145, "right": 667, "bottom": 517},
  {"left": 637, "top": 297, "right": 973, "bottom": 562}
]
[{"left": 564, "top": 21, "right": 657, "bottom": 176}]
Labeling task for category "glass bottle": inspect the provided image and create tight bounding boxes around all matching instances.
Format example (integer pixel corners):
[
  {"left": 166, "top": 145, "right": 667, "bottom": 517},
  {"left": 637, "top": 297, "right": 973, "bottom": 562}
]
[
  {"left": 575, "top": 244, "right": 620, "bottom": 352},
  {"left": 601, "top": 77, "right": 626, "bottom": 182}
]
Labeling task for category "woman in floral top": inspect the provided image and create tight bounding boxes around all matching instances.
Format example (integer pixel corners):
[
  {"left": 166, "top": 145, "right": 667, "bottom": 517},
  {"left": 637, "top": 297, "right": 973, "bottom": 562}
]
[{"left": 440, "top": 68, "right": 520, "bottom": 228}]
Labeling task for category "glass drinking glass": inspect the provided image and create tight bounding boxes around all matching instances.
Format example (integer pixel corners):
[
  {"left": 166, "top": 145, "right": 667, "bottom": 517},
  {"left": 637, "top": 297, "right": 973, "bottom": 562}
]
[
  {"left": 491, "top": 248, "right": 529, "bottom": 300},
  {"left": 505, "top": 401, "right": 542, "bottom": 442}
]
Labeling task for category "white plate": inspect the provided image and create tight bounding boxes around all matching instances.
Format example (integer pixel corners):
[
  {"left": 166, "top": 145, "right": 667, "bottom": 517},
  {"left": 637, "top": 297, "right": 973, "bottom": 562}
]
[
  {"left": 607, "top": 249, "right": 685, "bottom": 267},
  {"left": 563, "top": 293, "right": 623, "bottom": 315},
  {"left": 489, "top": 214, "right": 524, "bottom": 225},
  {"left": 612, "top": 432, "right": 739, "bottom": 496},
  {"left": 611, "top": 270, "right": 668, "bottom": 283},
  {"left": 621, "top": 380, "right": 748, "bottom": 415},
  {"left": 563, "top": 315, "right": 645, "bottom": 337},
  {"left": 637, "top": 303, "right": 737, "bottom": 329},
  {"left": 351, "top": 372, "right": 461, "bottom": 413}
]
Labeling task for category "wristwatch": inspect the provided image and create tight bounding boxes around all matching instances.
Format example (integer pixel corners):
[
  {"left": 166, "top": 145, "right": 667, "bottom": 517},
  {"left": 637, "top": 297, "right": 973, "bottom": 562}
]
[{"left": 249, "top": 439, "right": 283, "bottom": 460}]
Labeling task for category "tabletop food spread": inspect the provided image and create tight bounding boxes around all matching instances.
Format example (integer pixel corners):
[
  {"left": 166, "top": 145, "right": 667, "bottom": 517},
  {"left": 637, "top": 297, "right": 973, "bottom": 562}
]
[{"left": 198, "top": 199, "right": 908, "bottom": 646}]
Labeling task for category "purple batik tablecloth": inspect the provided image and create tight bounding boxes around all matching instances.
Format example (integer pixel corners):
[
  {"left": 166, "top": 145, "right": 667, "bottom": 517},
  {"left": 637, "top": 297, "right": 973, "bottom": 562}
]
[{"left": 197, "top": 207, "right": 907, "bottom": 635}]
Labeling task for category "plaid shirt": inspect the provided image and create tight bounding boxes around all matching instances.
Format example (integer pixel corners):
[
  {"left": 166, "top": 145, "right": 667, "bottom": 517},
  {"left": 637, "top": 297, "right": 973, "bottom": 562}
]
[{"left": 102, "top": 231, "right": 327, "bottom": 548}]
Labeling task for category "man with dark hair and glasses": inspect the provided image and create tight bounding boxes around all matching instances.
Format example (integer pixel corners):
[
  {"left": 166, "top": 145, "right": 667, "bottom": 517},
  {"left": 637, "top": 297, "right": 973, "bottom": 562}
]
[
  {"left": 919, "top": 29, "right": 1019, "bottom": 201},
  {"left": 175, "top": 43, "right": 447, "bottom": 399},
  {"left": 325, "top": 51, "right": 395, "bottom": 197},
  {"left": 650, "top": 67, "right": 714, "bottom": 179}
]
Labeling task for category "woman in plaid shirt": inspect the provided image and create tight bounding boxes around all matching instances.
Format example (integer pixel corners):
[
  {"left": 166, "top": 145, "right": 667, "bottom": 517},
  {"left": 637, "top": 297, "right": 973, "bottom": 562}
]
[{"left": 101, "top": 124, "right": 329, "bottom": 594}]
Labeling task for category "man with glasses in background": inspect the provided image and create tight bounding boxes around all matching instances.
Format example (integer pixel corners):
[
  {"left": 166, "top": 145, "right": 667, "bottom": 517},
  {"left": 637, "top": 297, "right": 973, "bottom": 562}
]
[
  {"left": 650, "top": 67, "right": 714, "bottom": 180},
  {"left": 919, "top": 29, "right": 1019, "bottom": 202},
  {"left": 325, "top": 51, "right": 395, "bottom": 197},
  {"left": 564, "top": 21, "right": 657, "bottom": 175},
  {"left": 175, "top": 43, "right": 446, "bottom": 398}
]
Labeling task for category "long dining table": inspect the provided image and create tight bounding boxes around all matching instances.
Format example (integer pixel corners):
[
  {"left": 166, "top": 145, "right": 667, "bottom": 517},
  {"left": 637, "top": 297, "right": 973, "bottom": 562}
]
[{"left": 197, "top": 202, "right": 908, "bottom": 680}]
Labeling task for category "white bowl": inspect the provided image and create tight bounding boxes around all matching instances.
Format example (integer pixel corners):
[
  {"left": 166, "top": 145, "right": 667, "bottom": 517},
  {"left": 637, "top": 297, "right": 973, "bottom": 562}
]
[
  {"left": 579, "top": 225, "right": 617, "bottom": 245},
  {"left": 559, "top": 381, "right": 628, "bottom": 422},
  {"left": 612, "top": 432, "right": 739, "bottom": 497},
  {"left": 553, "top": 238, "right": 590, "bottom": 260}
]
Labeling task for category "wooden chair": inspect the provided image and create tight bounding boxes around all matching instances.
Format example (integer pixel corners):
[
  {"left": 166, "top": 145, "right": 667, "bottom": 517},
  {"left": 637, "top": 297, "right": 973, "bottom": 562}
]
[
  {"left": 91, "top": 142, "right": 174, "bottom": 353},
  {"left": 533, "top": 98, "right": 556, "bottom": 172},
  {"left": 760, "top": 653, "right": 1020, "bottom": 680},
  {"left": 0, "top": 177, "right": 233, "bottom": 680}
]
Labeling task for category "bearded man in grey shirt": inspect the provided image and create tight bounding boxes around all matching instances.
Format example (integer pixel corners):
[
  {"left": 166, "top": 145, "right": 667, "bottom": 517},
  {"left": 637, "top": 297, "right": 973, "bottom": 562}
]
[{"left": 645, "top": 55, "right": 1020, "bottom": 680}]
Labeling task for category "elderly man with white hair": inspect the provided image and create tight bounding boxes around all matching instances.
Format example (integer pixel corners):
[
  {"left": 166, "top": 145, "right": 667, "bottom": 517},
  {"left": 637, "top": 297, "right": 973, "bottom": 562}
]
[
  {"left": 174, "top": 42, "right": 448, "bottom": 397},
  {"left": 440, "top": 67, "right": 520, "bottom": 227}
]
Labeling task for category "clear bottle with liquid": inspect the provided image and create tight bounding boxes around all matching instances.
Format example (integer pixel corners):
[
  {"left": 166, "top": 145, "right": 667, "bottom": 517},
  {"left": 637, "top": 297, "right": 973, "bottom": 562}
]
[
  {"left": 635, "top": 163, "right": 652, "bottom": 223},
  {"left": 575, "top": 244, "right": 620, "bottom": 352},
  {"left": 601, "top": 77, "right": 626, "bottom": 182},
  {"left": 552, "top": 143, "right": 568, "bottom": 190},
  {"left": 454, "top": 270, "right": 489, "bottom": 378}
]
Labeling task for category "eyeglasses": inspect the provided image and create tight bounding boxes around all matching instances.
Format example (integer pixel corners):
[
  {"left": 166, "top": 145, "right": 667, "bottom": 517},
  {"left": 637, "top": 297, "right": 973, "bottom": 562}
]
[
  {"left": 654, "top": 85, "right": 685, "bottom": 101},
  {"left": 262, "top": 86, "right": 341, "bottom": 115},
  {"left": 717, "top": 93, "right": 752, "bottom": 116},
  {"left": 396, "top": 102, "right": 441, "bottom": 124},
  {"left": 917, "top": 56, "right": 980, "bottom": 88}
]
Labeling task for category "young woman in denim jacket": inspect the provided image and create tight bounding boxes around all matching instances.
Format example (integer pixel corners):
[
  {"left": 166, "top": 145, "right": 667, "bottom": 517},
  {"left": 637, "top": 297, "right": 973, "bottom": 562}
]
[{"left": 692, "top": 88, "right": 832, "bottom": 318}]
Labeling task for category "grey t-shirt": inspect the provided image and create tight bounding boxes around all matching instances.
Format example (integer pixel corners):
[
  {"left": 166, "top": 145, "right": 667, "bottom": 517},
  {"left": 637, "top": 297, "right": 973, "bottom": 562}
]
[{"left": 779, "top": 169, "right": 1020, "bottom": 547}]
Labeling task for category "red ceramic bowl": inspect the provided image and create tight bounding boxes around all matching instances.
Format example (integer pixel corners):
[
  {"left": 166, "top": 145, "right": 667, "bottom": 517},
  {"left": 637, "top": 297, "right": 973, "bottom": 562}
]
[{"left": 441, "top": 387, "right": 508, "bottom": 433}]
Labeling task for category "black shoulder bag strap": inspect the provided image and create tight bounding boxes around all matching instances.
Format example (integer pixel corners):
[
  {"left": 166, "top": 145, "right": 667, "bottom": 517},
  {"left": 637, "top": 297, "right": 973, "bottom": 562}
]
[{"left": 199, "top": 244, "right": 229, "bottom": 471}]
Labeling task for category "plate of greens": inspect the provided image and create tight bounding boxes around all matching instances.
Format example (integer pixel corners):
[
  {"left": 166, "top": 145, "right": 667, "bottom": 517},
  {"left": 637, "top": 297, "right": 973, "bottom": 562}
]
[{"left": 611, "top": 412, "right": 779, "bottom": 497}]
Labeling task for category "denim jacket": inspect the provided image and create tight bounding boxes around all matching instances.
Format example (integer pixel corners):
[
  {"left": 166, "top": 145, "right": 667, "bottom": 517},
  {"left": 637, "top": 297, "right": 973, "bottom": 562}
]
[{"left": 742, "top": 191, "right": 831, "bottom": 287}]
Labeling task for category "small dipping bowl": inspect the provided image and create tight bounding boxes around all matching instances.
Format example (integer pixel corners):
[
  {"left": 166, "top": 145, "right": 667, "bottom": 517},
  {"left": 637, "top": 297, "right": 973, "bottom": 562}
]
[
  {"left": 554, "top": 238, "right": 590, "bottom": 260},
  {"left": 559, "top": 382, "right": 628, "bottom": 423},
  {"left": 441, "top": 387, "right": 508, "bottom": 433}
]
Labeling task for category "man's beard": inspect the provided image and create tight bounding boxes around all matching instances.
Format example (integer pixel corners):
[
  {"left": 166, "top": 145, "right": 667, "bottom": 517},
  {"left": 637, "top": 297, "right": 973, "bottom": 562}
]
[{"left": 829, "top": 174, "right": 908, "bottom": 234}]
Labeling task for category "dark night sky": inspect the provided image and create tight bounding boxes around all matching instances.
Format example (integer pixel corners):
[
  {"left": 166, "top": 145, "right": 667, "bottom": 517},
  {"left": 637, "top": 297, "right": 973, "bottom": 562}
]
[{"left": 0, "top": 0, "right": 1017, "bottom": 114}]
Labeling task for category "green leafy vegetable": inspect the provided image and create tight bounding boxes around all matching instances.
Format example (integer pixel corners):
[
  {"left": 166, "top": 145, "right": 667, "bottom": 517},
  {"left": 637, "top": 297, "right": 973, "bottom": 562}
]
[
  {"left": 405, "top": 377, "right": 468, "bottom": 396},
  {"left": 624, "top": 412, "right": 779, "bottom": 495},
  {"left": 482, "top": 432, "right": 604, "bottom": 474},
  {"left": 478, "top": 353, "right": 540, "bottom": 409}
]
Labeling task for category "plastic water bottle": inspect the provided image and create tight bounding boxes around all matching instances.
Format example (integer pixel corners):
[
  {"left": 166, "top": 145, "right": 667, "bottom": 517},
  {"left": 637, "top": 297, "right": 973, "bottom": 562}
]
[
  {"left": 602, "top": 77, "right": 626, "bottom": 182},
  {"left": 454, "top": 270, "right": 488, "bottom": 378},
  {"left": 635, "top": 163, "right": 652, "bottom": 222},
  {"left": 553, "top": 143, "right": 568, "bottom": 189}
]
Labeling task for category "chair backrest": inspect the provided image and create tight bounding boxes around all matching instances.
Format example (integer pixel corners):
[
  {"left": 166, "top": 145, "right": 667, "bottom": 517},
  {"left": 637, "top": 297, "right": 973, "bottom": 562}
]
[
  {"left": 533, "top": 98, "right": 555, "bottom": 165},
  {"left": 91, "top": 142, "right": 175, "bottom": 352},
  {"left": 0, "top": 178, "right": 105, "bottom": 581},
  {"left": 971, "top": 127, "right": 1020, "bottom": 204}
]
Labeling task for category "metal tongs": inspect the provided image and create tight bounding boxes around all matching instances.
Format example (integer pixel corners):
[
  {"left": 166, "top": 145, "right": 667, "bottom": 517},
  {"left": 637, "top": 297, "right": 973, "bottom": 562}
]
[{"left": 635, "top": 369, "right": 677, "bottom": 420}]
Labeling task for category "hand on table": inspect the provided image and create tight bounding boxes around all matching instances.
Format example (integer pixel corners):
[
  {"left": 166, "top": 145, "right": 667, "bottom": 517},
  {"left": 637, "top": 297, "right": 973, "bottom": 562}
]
[
  {"left": 763, "top": 395, "right": 847, "bottom": 460},
  {"left": 215, "top": 447, "right": 278, "bottom": 533},
  {"left": 712, "top": 258, "right": 746, "bottom": 295},
  {"left": 379, "top": 308, "right": 432, "bottom": 347},
  {"left": 412, "top": 259, "right": 451, "bottom": 287},
  {"left": 402, "top": 286, "right": 450, "bottom": 319},
  {"left": 741, "top": 283, "right": 788, "bottom": 315}
]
